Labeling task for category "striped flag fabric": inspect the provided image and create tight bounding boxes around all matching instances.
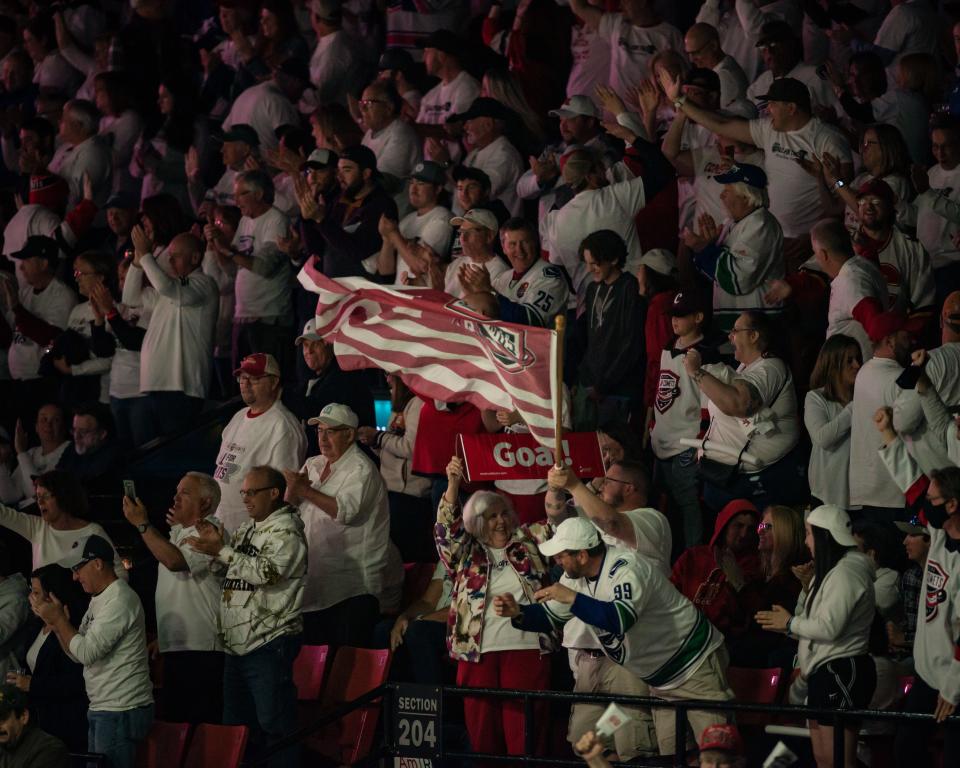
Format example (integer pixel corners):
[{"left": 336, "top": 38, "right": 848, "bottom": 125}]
[{"left": 298, "top": 264, "right": 560, "bottom": 448}]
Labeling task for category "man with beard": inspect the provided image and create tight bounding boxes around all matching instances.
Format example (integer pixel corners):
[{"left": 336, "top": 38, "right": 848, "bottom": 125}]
[
  {"left": 849, "top": 311, "right": 924, "bottom": 518},
  {"left": 852, "top": 179, "right": 935, "bottom": 326},
  {"left": 299, "top": 145, "right": 397, "bottom": 278},
  {"left": 495, "top": 517, "right": 733, "bottom": 758}
]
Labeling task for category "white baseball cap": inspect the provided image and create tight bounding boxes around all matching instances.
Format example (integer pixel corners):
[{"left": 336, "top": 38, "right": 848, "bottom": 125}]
[
  {"left": 307, "top": 402, "right": 358, "bottom": 428},
  {"left": 295, "top": 319, "right": 323, "bottom": 345},
  {"left": 639, "top": 248, "right": 676, "bottom": 277},
  {"left": 806, "top": 504, "right": 857, "bottom": 547},
  {"left": 548, "top": 95, "right": 600, "bottom": 120},
  {"left": 450, "top": 208, "right": 499, "bottom": 234},
  {"left": 539, "top": 517, "right": 601, "bottom": 557}
]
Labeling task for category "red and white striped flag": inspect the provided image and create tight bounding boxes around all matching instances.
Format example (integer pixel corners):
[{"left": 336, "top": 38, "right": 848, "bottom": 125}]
[{"left": 298, "top": 265, "right": 560, "bottom": 448}]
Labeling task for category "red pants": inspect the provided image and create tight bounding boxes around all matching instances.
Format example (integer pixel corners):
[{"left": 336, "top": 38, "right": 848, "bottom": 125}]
[{"left": 457, "top": 649, "right": 551, "bottom": 759}]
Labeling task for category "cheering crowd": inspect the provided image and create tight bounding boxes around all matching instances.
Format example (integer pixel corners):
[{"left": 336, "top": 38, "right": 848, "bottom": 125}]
[{"left": 1, "top": 0, "right": 960, "bottom": 766}]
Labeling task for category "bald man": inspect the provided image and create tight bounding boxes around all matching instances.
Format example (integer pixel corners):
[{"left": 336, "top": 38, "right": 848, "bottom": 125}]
[
  {"left": 684, "top": 22, "right": 749, "bottom": 110},
  {"left": 123, "top": 232, "right": 220, "bottom": 441}
]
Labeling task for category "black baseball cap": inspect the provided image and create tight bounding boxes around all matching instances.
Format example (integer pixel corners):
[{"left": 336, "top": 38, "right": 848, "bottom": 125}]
[
  {"left": 758, "top": 77, "right": 811, "bottom": 112},
  {"left": 12, "top": 235, "right": 59, "bottom": 264},
  {"left": 276, "top": 56, "right": 311, "bottom": 84},
  {"left": 667, "top": 290, "right": 706, "bottom": 317},
  {"left": 221, "top": 124, "right": 260, "bottom": 147},
  {"left": 417, "top": 29, "right": 461, "bottom": 55},
  {"left": 58, "top": 534, "right": 115, "bottom": 571},
  {"left": 339, "top": 144, "right": 379, "bottom": 174},
  {"left": 378, "top": 48, "right": 415, "bottom": 73},
  {"left": 448, "top": 97, "right": 512, "bottom": 123}
]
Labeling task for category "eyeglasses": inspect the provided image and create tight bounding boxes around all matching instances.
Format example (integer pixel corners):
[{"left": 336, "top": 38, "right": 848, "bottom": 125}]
[
  {"left": 35, "top": 491, "right": 53, "bottom": 502},
  {"left": 236, "top": 374, "right": 275, "bottom": 384},
  {"left": 757, "top": 522, "right": 773, "bottom": 533},
  {"left": 601, "top": 476, "right": 631, "bottom": 486},
  {"left": 73, "top": 270, "right": 97, "bottom": 279},
  {"left": 358, "top": 99, "right": 388, "bottom": 107},
  {"left": 316, "top": 426, "right": 349, "bottom": 437},
  {"left": 239, "top": 486, "right": 275, "bottom": 499},
  {"left": 684, "top": 41, "right": 711, "bottom": 57},
  {"left": 729, "top": 326, "right": 756, "bottom": 335}
]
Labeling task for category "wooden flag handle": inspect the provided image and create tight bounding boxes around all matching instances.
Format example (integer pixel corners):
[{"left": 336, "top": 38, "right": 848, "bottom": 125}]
[{"left": 553, "top": 313, "right": 566, "bottom": 468}]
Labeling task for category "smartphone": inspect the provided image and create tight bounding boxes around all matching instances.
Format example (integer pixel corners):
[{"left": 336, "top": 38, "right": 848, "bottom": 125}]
[
  {"left": 122, "top": 479, "right": 137, "bottom": 500},
  {"left": 896, "top": 366, "right": 923, "bottom": 390}
]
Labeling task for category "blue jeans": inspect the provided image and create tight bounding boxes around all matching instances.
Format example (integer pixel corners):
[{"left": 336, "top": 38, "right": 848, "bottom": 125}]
[
  {"left": 655, "top": 448, "right": 703, "bottom": 548},
  {"left": 88, "top": 703, "right": 154, "bottom": 768},
  {"left": 702, "top": 444, "right": 808, "bottom": 515},
  {"left": 223, "top": 633, "right": 301, "bottom": 767}
]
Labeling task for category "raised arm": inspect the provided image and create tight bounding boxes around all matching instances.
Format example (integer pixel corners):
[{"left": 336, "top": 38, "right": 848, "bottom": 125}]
[{"left": 569, "top": 0, "right": 604, "bottom": 30}]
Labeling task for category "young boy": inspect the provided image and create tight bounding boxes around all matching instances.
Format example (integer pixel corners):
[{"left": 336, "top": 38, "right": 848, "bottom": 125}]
[{"left": 650, "top": 290, "right": 720, "bottom": 549}]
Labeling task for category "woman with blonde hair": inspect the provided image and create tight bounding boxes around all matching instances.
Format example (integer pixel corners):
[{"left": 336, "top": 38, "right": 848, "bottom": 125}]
[
  {"left": 480, "top": 67, "right": 546, "bottom": 147},
  {"left": 805, "top": 334, "right": 862, "bottom": 508}
]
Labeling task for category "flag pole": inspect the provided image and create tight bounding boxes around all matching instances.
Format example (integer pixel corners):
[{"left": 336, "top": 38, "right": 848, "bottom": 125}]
[{"left": 553, "top": 313, "right": 565, "bottom": 468}]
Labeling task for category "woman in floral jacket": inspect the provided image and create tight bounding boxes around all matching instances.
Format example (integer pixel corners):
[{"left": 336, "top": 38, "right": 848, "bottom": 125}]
[{"left": 435, "top": 455, "right": 560, "bottom": 760}]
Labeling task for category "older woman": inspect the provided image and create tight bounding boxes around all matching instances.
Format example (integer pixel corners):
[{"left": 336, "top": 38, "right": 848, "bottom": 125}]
[
  {"left": 682, "top": 163, "right": 784, "bottom": 334},
  {"left": 0, "top": 470, "right": 125, "bottom": 573},
  {"left": 436, "top": 456, "right": 559, "bottom": 760},
  {"left": 683, "top": 311, "right": 802, "bottom": 513}
]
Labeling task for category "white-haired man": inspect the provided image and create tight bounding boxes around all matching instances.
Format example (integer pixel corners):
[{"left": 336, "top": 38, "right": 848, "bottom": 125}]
[
  {"left": 122, "top": 472, "right": 226, "bottom": 724},
  {"left": 282, "top": 403, "right": 390, "bottom": 647},
  {"left": 681, "top": 163, "right": 784, "bottom": 333}
]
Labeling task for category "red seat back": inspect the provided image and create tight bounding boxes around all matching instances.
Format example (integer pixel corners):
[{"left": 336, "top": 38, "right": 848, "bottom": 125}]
[
  {"left": 183, "top": 723, "right": 248, "bottom": 768},
  {"left": 728, "top": 666, "right": 782, "bottom": 704},
  {"left": 136, "top": 720, "right": 190, "bottom": 768},
  {"left": 316, "top": 647, "right": 392, "bottom": 765},
  {"left": 293, "top": 644, "right": 330, "bottom": 701}
]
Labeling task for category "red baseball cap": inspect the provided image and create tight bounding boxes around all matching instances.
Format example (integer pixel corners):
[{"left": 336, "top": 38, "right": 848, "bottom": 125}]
[
  {"left": 865, "top": 310, "right": 925, "bottom": 343},
  {"left": 233, "top": 353, "right": 281, "bottom": 378},
  {"left": 699, "top": 723, "right": 743, "bottom": 753},
  {"left": 857, "top": 178, "right": 897, "bottom": 207}
]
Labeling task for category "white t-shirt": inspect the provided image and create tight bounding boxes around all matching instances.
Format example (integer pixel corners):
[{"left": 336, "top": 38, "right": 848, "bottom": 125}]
[
  {"left": 481, "top": 545, "right": 542, "bottom": 652},
  {"left": 704, "top": 356, "right": 799, "bottom": 470},
  {"left": 6, "top": 278, "right": 78, "bottom": 380},
  {"left": 155, "top": 516, "right": 226, "bottom": 653},
  {"left": 417, "top": 70, "right": 481, "bottom": 163},
  {"left": 869, "top": 227, "right": 936, "bottom": 315},
  {"left": 827, "top": 256, "right": 889, "bottom": 362},
  {"left": 222, "top": 81, "right": 301, "bottom": 152},
  {"left": 64, "top": 301, "right": 112, "bottom": 402},
  {"left": 591, "top": 507, "right": 672, "bottom": 576},
  {"left": 232, "top": 207, "right": 292, "bottom": 320},
  {"left": 2, "top": 205, "right": 60, "bottom": 277},
  {"left": 362, "top": 118, "right": 422, "bottom": 182},
  {"left": 567, "top": 20, "right": 611, "bottom": 106},
  {"left": 129, "top": 255, "right": 219, "bottom": 398},
  {"left": 464, "top": 135, "right": 524, "bottom": 217},
  {"left": 309, "top": 29, "right": 358, "bottom": 104},
  {"left": 747, "top": 63, "right": 838, "bottom": 115},
  {"left": 871, "top": 89, "right": 930, "bottom": 165},
  {"left": 213, "top": 402, "right": 307, "bottom": 534},
  {"left": 48, "top": 135, "right": 112, "bottom": 212},
  {"left": 296, "top": 443, "right": 390, "bottom": 612},
  {"left": 395, "top": 205, "right": 453, "bottom": 284},
  {"left": 749, "top": 117, "right": 851, "bottom": 238},
  {"left": 917, "top": 164, "right": 960, "bottom": 269},
  {"left": 0, "top": 505, "right": 127, "bottom": 575},
  {"left": 715, "top": 55, "right": 749, "bottom": 110},
  {"left": 597, "top": 14, "right": 684, "bottom": 98}
]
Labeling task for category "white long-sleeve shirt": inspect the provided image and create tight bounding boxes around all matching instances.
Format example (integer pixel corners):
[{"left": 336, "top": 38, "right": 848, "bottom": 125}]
[
  {"left": 804, "top": 389, "right": 852, "bottom": 508},
  {"left": 69, "top": 578, "right": 153, "bottom": 711},
  {"left": 125, "top": 255, "right": 218, "bottom": 397}
]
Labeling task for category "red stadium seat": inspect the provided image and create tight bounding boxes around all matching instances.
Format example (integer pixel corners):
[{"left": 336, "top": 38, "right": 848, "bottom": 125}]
[
  {"left": 307, "top": 647, "right": 392, "bottom": 765},
  {"left": 293, "top": 644, "right": 330, "bottom": 701},
  {"left": 135, "top": 720, "right": 190, "bottom": 768},
  {"left": 182, "top": 723, "right": 248, "bottom": 768},
  {"left": 727, "top": 666, "right": 782, "bottom": 726}
]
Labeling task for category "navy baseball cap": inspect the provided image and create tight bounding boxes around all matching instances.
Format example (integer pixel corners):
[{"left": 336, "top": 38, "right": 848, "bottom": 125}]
[
  {"left": 715, "top": 163, "right": 768, "bottom": 189},
  {"left": 58, "top": 534, "right": 115, "bottom": 571},
  {"left": 221, "top": 124, "right": 260, "bottom": 147},
  {"left": 12, "top": 235, "right": 59, "bottom": 264}
]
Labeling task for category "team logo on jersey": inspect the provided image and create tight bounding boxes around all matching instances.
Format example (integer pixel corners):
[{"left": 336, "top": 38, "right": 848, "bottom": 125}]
[
  {"left": 596, "top": 629, "right": 627, "bottom": 665},
  {"left": 655, "top": 371, "right": 680, "bottom": 414},
  {"left": 925, "top": 559, "right": 949, "bottom": 621},
  {"left": 516, "top": 282, "right": 529, "bottom": 298},
  {"left": 878, "top": 262, "right": 901, "bottom": 290},
  {"left": 446, "top": 300, "right": 538, "bottom": 373}
]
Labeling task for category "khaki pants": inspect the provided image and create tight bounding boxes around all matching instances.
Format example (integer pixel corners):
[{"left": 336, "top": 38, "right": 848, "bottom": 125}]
[
  {"left": 650, "top": 645, "right": 735, "bottom": 756},
  {"left": 567, "top": 651, "right": 657, "bottom": 759}
]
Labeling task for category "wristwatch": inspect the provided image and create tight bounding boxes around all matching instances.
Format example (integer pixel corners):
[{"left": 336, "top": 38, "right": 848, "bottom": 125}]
[
  {"left": 832, "top": 179, "right": 845, "bottom": 191},
  {"left": 137, "top": 522, "right": 150, "bottom": 535},
  {"left": 673, "top": 95, "right": 687, "bottom": 110}
]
